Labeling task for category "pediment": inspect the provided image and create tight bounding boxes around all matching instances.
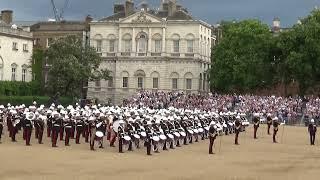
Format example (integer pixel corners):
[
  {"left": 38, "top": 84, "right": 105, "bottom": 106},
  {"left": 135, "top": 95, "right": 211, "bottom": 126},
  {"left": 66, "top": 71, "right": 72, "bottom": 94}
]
[{"left": 120, "top": 12, "right": 163, "bottom": 24}]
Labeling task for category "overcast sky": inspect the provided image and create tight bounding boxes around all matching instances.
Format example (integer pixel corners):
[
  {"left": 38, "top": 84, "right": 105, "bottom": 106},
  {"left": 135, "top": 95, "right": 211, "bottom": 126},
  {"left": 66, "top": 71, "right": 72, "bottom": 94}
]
[{"left": 1, "top": 0, "right": 320, "bottom": 27}]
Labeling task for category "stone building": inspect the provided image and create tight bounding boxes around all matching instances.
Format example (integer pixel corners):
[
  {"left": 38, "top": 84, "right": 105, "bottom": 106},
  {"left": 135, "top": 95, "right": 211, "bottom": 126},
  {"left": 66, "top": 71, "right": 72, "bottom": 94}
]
[
  {"left": 30, "top": 17, "right": 92, "bottom": 83},
  {"left": 0, "top": 10, "right": 33, "bottom": 82},
  {"left": 87, "top": 0, "right": 213, "bottom": 104}
]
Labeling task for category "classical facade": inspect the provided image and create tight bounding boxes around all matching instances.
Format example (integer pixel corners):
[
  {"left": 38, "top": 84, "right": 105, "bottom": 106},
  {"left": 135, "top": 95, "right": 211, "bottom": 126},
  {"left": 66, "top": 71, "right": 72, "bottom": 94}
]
[
  {"left": 0, "top": 10, "right": 33, "bottom": 82},
  {"left": 87, "top": 0, "right": 213, "bottom": 104}
]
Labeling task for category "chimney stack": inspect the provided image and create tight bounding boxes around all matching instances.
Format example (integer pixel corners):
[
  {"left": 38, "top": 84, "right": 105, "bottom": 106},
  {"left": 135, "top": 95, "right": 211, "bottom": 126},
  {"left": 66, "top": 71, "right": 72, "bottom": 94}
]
[
  {"left": 272, "top": 17, "right": 281, "bottom": 33},
  {"left": 125, "top": 0, "right": 134, "bottom": 17},
  {"left": 1, "top": 10, "right": 13, "bottom": 24},
  {"left": 114, "top": 3, "right": 125, "bottom": 14},
  {"left": 141, "top": 2, "right": 148, "bottom": 12},
  {"left": 168, "top": 0, "right": 177, "bottom": 17},
  {"left": 176, "top": 4, "right": 182, "bottom": 11}
]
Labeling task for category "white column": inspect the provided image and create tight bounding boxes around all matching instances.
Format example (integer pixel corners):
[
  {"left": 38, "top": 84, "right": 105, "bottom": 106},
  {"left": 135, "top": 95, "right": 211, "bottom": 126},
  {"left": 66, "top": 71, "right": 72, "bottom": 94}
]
[
  {"left": 118, "top": 28, "right": 122, "bottom": 52},
  {"left": 132, "top": 28, "right": 136, "bottom": 56},
  {"left": 148, "top": 28, "right": 152, "bottom": 54},
  {"left": 162, "top": 27, "right": 166, "bottom": 54}
]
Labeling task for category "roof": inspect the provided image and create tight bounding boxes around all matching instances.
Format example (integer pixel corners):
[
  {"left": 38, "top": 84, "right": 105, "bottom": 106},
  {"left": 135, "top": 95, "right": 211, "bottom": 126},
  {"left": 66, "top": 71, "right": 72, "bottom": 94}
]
[
  {"left": 167, "top": 10, "right": 193, "bottom": 20},
  {"left": 30, "top": 21, "right": 86, "bottom": 31}
]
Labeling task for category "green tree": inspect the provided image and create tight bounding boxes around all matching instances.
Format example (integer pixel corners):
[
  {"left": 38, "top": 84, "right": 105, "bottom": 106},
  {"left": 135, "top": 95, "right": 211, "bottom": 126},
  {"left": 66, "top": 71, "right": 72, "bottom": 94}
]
[
  {"left": 210, "top": 20, "right": 274, "bottom": 93},
  {"left": 45, "top": 35, "right": 109, "bottom": 98},
  {"left": 277, "top": 9, "right": 320, "bottom": 94}
]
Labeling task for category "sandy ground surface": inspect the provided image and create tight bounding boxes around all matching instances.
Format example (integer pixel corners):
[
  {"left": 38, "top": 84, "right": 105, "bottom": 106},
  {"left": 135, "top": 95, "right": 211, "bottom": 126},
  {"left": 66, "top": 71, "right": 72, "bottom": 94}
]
[{"left": 0, "top": 125, "right": 320, "bottom": 180}]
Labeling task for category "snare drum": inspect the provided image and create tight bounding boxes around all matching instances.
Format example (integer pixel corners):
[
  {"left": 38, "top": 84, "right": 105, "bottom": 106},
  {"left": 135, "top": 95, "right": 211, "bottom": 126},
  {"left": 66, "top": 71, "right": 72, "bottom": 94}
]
[
  {"left": 95, "top": 131, "right": 104, "bottom": 138},
  {"left": 140, "top": 132, "right": 147, "bottom": 137},
  {"left": 133, "top": 134, "right": 140, "bottom": 139},
  {"left": 180, "top": 131, "right": 186, "bottom": 137},
  {"left": 187, "top": 130, "right": 194, "bottom": 135},
  {"left": 159, "top": 134, "right": 167, "bottom": 140},
  {"left": 174, "top": 132, "right": 180, "bottom": 137},
  {"left": 167, "top": 134, "right": 174, "bottom": 139},
  {"left": 152, "top": 136, "right": 160, "bottom": 142},
  {"left": 198, "top": 128, "right": 204, "bottom": 133},
  {"left": 193, "top": 129, "right": 199, "bottom": 134},
  {"left": 204, "top": 126, "right": 209, "bottom": 131},
  {"left": 123, "top": 135, "right": 131, "bottom": 141}
]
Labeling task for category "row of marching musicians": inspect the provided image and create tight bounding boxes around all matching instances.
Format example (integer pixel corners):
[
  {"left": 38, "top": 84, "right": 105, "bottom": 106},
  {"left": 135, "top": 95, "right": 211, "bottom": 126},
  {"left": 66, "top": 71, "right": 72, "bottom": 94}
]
[{"left": 0, "top": 103, "right": 251, "bottom": 155}]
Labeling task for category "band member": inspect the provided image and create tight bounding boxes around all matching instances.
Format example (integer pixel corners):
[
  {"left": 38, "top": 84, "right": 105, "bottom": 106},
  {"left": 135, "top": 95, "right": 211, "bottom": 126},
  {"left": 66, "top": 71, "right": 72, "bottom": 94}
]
[
  {"left": 110, "top": 117, "right": 118, "bottom": 147},
  {"left": 145, "top": 121, "right": 152, "bottom": 155},
  {"left": 308, "top": 119, "right": 317, "bottom": 146},
  {"left": 160, "top": 120, "right": 169, "bottom": 150},
  {"left": 96, "top": 116, "right": 106, "bottom": 149},
  {"left": 234, "top": 116, "right": 241, "bottom": 145},
  {"left": 89, "top": 117, "right": 97, "bottom": 151},
  {"left": 272, "top": 117, "right": 279, "bottom": 143},
  {"left": 267, "top": 113, "right": 272, "bottom": 135},
  {"left": 24, "top": 112, "right": 35, "bottom": 146},
  {"left": 10, "top": 111, "right": 19, "bottom": 142},
  {"left": 52, "top": 112, "right": 61, "bottom": 147},
  {"left": 208, "top": 121, "right": 218, "bottom": 154},
  {"left": 118, "top": 120, "right": 125, "bottom": 153},
  {"left": 0, "top": 110, "right": 4, "bottom": 143},
  {"left": 253, "top": 113, "right": 260, "bottom": 139},
  {"left": 47, "top": 111, "right": 53, "bottom": 137},
  {"left": 152, "top": 120, "right": 160, "bottom": 153},
  {"left": 126, "top": 119, "right": 134, "bottom": 151},
  {"left": 64, "top": 115, "right": 72, "bottom": 146},
  {"left": 35, "top": 115, "right": 45, "bottom": 144},
  {"left": 84, "top": 117, "right": 90, "bottom": 143},
  {"left": 75, "top": 114, "right": 84, "bottom": 144}
]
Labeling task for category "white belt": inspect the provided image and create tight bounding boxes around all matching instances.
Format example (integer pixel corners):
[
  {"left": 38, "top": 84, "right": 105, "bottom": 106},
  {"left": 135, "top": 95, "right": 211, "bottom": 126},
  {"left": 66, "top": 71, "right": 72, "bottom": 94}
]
[
  {"left": 54, "top": 125, "right": 60, "bottom": 127},
  {"left": 66, "top": 126, "right": 72, "bottom": 128},
  {"left": 26, "top": 124, "right": 31, "bottom": 127},
  {"left": 77, "top": 125, "right": 83, "bottom": 127}
]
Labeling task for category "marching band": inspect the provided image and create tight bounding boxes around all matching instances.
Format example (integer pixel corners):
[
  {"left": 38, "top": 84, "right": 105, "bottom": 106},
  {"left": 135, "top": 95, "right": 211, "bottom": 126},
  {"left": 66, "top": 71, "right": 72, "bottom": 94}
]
[{"left": 0, "top": 101, "right": 316, "bottom": 155}]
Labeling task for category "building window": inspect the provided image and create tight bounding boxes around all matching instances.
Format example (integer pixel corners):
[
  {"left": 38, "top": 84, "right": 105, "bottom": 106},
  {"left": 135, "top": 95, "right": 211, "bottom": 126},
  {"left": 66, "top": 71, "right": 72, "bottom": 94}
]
[
  {"left": 23, "top": 44, "right": 28, "bottom": 52},
  {"left": 33, "top": 38, "right": 40, "bottom": 45},
  {"left": 138, "top": 35, "right": 147, "bottom": 53},
  {"left": 12, "top": 42, "right": 18, "bottom": 51},
  {"left": 138, "top": 77, "right": 143, "bottom": 89},
  {"left": 96, "top": 40, "right": 102, "bottom": 52},
  {"left": 123, "top": 77, "right": 128, "bottom": 88},
  {"left": 172, "top": 78, "right": 178, "bottom": 90},
  {"left": 95, "top": 80, "right": 101, "bottom": 91},
  {"left": 124, "top": 40, "right": 131, "bottom": 52},
  {"left": 186, "top": 79, "right": 192, "bottom": 90},
  {"left": 187, "top": 40, "right": 194, "bottom": 53},
  {"left": 153, "top": 78, "right": 159, "bottom": 89},
  {"left": 173, "top": 40, "right": 180, "bottom": 53},
  {"left": 155, "top": 40, "right": 161, "bottom": 53},
  {"left": 11, "top": 67, "right": 16, "bottom": 81},
  {"left": 108, "top": 77, "right": 113, "bottom": 88},
  {"left": 22, "top": 69, "right": 27, "bottom": 82},
  {"left": 109, "top": 40, "right": 115, "bottom": 52},
  {"left": 47, "top": 38, "right": 54, "bottom": 47}
]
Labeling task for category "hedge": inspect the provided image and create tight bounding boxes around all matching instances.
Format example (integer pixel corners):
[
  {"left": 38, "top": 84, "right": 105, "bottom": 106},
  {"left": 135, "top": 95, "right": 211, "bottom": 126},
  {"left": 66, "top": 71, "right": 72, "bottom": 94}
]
[
  {"left": 0, "top": 96, "right": 74, "bottom": 106},
  {"left": 0, "top": 81, "right": 41, "bottom": 96}
]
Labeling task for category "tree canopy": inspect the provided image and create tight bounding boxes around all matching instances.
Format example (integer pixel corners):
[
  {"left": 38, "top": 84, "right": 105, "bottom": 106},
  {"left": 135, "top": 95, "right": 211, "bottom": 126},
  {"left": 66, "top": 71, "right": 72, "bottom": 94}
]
[
  {"left": 210, "top": 9, "right": 320, "bottom": 95},
  {"left": 45, "top": 35, "right": 109, "bottom": 98}
]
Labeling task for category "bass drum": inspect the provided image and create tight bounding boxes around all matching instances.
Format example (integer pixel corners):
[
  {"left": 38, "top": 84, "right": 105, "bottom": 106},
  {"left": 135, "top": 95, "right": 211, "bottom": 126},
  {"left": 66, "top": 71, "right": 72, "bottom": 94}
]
[
  {"left": 187, "top": 129, "right": 194, "bottom": 135},
  {"left": 193, "top": 129, "right": 199, "bottom": 134},
  {"left": 95, "top": 131, "right": 104, "bottom": 138}
]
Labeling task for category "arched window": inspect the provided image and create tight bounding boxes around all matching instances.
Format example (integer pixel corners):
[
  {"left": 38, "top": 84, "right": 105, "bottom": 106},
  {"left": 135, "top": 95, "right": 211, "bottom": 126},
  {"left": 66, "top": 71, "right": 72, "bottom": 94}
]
[
  {"left": 186, "top": 34, "right": 195, "bottom": 53},
  {"left": 134, "top": 70, "right": 146, "bottom": 89},
  {"left": 170, "top": 72, "right": 179, "bottom": 90},
  {"left": 0, "top": 56, "right": 3, "bottom": 80},
  {"left": 22, "top": 64, "right": 28, "bottom": 82},
  {"left": 184, "top": 72, "right": 193, "bottom": 91},
  {"left": 122, "top": 34, "right": 132, "bottom": 52},
  {"left": 107, "top": 34, "right": 116, "bottom": 52},
  {"left": 171, "top": 34, "right": 180, "bottom": 53},
  {"left": 11, "top": 63, "right": 18, "bottom": 81},
  {"left": 94, "top": 34, "right": 103, "bottom": 52},
  {"left": 152, "top": 33, "right": 162, "bottom": 53},
  {"left": 136, "top": 33, "right": 148, "bottom": 53},
  {"left": 151, "top": 71, "right": 160, "bottom": 89}
]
